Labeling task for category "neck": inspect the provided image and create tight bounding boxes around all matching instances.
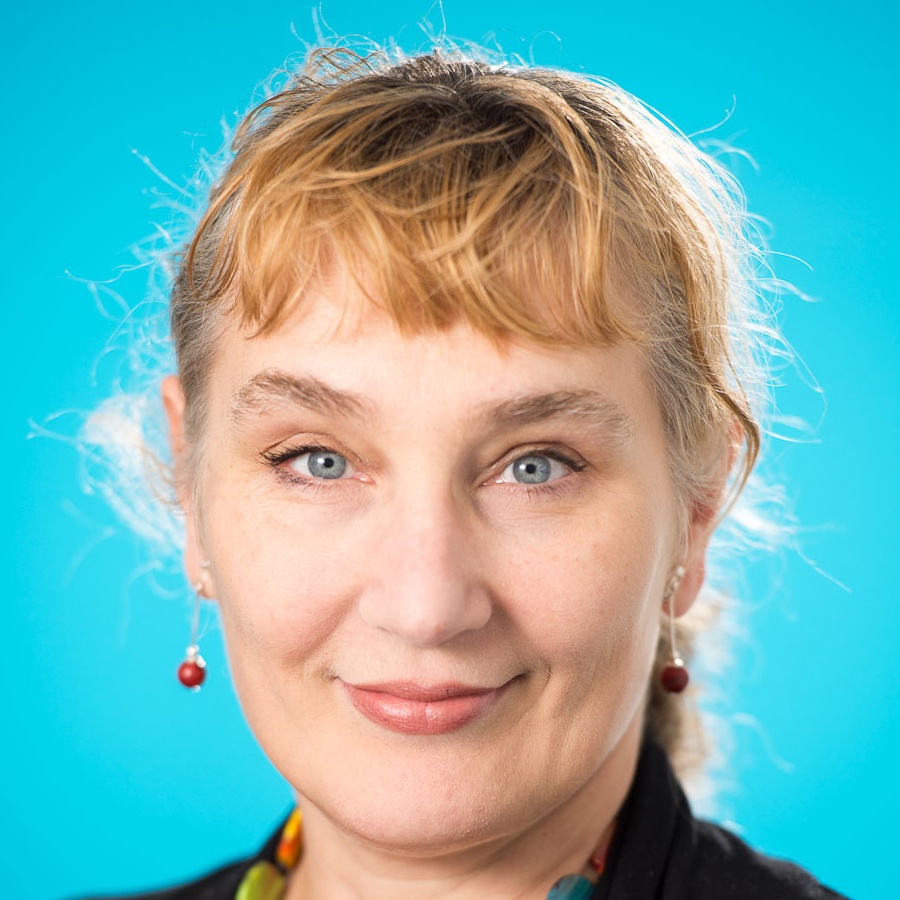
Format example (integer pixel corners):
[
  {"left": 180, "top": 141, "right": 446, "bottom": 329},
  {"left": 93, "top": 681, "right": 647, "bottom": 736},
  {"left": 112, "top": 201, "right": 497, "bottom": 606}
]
[{"left": 285, "top": 716, "right": 643, "bottom": 900}]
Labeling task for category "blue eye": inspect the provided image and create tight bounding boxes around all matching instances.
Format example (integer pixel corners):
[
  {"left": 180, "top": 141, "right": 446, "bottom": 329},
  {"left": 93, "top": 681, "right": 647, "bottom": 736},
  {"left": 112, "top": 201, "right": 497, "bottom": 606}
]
[
  {"left": 288, "top": 449, "right": 350, "bottom": 480},
  {"left": 498, "top": 453, "right": 573, "bottom": 485}
]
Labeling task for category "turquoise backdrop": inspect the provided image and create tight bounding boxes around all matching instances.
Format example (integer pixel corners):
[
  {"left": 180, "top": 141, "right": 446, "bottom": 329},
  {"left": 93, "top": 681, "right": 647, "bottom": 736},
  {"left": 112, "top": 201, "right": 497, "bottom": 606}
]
[{"left": 4, "top": 2, "right": 897, "bottom": 898}]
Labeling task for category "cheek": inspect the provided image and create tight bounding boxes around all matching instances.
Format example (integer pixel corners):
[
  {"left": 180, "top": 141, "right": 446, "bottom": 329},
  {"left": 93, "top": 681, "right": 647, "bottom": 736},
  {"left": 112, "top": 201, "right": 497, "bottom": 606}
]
[
  {"left": 498, "top": 494, "right": 667, "bottom": 701},
  {"left": 202, "top": 487, "right": 352, "bottom": 671},
  {"left": 203, "top": 451, "right": 672, "bottom": 699}
]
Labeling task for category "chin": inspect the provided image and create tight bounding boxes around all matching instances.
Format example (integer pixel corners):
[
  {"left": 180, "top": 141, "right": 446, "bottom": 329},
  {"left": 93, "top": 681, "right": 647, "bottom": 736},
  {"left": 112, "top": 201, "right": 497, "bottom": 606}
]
[
  {"left": 289, "top": 741, "right": 545, "bottom": 854},
  {"left": 318, "top": 786, "right": 526, "bottom": 855}
]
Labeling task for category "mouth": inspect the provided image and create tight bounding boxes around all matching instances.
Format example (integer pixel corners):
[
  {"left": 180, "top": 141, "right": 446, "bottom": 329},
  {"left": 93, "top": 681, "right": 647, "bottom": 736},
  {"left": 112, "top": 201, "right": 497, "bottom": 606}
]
[{"left": 340, "top": 678, "right": 516, "bottom": 735}]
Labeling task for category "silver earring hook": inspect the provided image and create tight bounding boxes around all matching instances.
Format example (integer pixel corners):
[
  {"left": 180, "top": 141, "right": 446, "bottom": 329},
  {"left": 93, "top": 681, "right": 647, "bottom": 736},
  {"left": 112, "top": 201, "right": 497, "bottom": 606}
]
[
  {"left": 189, "top": 580, "right": 204, "bottom": 648},
  {"left": 664, "top": 565, "right": 686, "bottom": 658}
]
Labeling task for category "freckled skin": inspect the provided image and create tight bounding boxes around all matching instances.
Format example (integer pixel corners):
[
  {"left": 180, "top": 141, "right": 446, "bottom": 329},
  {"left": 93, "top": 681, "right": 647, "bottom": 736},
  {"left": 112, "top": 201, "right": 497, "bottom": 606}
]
[{"left": 163, "top": 277, "right": 715, "bottom": 900}]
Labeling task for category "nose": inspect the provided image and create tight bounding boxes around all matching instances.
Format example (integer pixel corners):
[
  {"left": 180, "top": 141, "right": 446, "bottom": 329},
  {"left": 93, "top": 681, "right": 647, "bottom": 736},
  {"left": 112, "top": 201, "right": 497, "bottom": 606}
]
[{"left": 358, "top": 493, "right": 493, "bottom": 647}]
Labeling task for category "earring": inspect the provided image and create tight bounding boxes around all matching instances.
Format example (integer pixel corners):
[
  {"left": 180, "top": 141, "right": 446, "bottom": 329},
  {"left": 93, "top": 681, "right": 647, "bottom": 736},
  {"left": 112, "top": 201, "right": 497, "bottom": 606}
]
[
  {"left": 177, "top": 561, "right": 209, "bottom": 690},
  {"left": 660, "top": 565, "right": 689, "bottom": 694}
]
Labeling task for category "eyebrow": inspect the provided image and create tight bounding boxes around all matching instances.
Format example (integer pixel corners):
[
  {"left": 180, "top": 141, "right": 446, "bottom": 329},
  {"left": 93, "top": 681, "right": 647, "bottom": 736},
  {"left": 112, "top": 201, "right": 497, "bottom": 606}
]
[
  {"left": 229, "top": 370, "right": 377, "bottom": 425},
  {"left": 473, "top": 391, "right": 634, "bottom": 447},
  {"left": 229, "top": 369, "right": 634, "bottom": 446}
]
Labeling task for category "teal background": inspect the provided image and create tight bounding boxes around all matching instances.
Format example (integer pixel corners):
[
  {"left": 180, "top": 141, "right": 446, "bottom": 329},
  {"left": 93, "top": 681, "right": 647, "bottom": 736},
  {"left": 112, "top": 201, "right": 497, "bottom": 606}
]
[{"left": 4, "top": 2, "right": 897, "bottom": 898}]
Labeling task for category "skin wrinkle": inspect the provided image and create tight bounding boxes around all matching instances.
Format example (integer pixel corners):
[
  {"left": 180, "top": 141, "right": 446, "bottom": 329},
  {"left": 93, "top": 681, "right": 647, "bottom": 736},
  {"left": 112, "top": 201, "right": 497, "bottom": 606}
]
[
  {"left": 153, "top": 53, "right": 767, "bottom": 900},
  {"left": 161, "top": 276, "right": 722, "bottom": 900},
  {"left": 228, "top": 368, "right": 635, "bottom": 453}
]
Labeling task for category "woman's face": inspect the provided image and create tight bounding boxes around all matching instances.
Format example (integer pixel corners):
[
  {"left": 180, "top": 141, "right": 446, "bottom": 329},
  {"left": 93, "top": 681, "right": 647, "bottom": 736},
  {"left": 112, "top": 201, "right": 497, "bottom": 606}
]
[{"left": 168, "top": 275, "right": 703, "bottom": 851}]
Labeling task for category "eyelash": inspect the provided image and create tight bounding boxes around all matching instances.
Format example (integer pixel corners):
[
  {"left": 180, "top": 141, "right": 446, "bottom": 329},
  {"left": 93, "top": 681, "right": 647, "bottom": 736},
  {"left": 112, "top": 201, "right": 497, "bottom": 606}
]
[
  {"left": 260, "top": 444, "right": 344, "bottom": 495},
  {"left": 260, "top": 443, "right": 588, "bottom": 498},
  {"left": 495, "top": 448, "right": 588, "bottom": 499}
]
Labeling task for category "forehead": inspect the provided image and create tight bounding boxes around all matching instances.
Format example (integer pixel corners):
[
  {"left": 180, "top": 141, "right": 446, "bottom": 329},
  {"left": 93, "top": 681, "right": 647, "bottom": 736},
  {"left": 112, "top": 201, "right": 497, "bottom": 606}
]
[{"left": 206, "top": 283, "right": 661, "bottom": 455}]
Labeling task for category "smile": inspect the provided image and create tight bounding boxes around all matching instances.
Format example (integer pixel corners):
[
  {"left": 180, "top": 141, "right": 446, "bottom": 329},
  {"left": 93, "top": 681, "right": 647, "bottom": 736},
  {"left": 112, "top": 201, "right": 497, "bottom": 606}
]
[{"left": 340, "top": 679, "right": 515, "bottom": 734}]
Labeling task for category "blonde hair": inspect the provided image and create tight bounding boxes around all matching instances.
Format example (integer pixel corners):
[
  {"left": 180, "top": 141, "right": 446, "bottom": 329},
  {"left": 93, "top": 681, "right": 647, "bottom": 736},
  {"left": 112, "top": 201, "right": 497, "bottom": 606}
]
[{"left": 166, "top": 46, "right": 771, "bottom": 777}]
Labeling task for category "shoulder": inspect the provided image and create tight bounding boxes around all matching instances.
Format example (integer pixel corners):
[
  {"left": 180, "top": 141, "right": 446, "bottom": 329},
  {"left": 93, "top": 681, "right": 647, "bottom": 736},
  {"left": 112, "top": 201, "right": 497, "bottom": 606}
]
[
  {"left": 71, "top": 859, "right": 246, "bottom": 899},
  {"left": 599, "top": 733, "right": 851, "bottom": 900},
  {"left": 71, "top": 856, "right": 252, "bottom": 900},
  {"left": 71, "top": 857, "right": 257, "bottom": 900},
  {"left": 70, "top": 811, "right": 292, "bottom": 900},
  {"left": 678, "top": 817, "right": 848, "bottom": 900}
]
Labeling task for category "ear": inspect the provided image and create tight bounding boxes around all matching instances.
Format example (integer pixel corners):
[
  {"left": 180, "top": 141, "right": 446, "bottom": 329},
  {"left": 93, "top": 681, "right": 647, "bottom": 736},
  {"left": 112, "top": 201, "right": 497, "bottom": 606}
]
[
  {"left": 669, "top": 435, "right": 737, "bottom": 617},
  {"left": 161, "top": 374, "right": 188, "bottom": 470},
  {"left": 161, "top": 375, "right": 214, "bottom": 597}
]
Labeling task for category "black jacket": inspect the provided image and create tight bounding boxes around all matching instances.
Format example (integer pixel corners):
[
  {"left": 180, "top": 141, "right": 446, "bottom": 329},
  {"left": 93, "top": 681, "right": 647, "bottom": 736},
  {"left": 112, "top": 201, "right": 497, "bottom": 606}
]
[{"left": 78, "top": 734, "right": 849, "bottom": 899}]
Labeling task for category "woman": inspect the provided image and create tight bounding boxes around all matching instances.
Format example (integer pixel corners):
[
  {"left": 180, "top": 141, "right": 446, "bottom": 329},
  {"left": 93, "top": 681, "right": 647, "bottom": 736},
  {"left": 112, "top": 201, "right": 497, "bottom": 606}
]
[{"left": 81, "top": 46, "right": 847, "bottom": 900}]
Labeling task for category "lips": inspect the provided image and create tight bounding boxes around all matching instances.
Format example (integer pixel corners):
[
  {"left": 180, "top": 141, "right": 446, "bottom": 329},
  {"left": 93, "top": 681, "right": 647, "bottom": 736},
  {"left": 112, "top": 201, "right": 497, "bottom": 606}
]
[{"left": 341, "top": 679, "right": 512, "bottom": 734}]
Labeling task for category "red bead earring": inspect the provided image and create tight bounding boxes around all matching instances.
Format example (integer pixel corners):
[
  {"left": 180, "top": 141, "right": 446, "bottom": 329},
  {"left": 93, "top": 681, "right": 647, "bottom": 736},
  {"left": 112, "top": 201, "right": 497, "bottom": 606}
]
[
  {"left": 660, "top": 565, "right": 689, "bottom": 693},
  {"left": 177, "top": 563, "right": 209, "bottom": 690}
]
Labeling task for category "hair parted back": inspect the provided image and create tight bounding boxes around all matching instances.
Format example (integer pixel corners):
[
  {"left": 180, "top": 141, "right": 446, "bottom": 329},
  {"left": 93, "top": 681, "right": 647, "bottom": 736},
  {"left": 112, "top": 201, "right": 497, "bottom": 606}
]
[{"left": 166, "top": 45, "right": 773, "bottom": 779}]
